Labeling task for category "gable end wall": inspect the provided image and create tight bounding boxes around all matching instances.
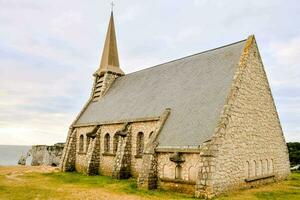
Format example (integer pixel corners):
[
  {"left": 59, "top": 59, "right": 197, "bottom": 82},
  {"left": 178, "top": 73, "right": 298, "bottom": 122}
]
[{"left": 208, "top": 36, "right": 290, "bottom": 196}]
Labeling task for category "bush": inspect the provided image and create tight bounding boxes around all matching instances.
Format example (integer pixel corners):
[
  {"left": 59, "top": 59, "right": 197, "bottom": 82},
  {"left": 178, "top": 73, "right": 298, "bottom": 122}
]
[{"left": 287, "top": 142, "right": 300, "bottom": 167}]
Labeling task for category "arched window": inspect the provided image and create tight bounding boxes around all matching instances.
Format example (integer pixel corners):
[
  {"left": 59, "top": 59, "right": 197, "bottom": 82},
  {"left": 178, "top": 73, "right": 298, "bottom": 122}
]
[
  {"left": 257, "top": 160, "right": 262, "bottom": 176},
  {"left": 79, "top": 135, "right": 84, "bottom": 152},
  {"left": 263, "top": 159, "right": 268, "bottom": 175},
  {"left": 246, "top": 161, "right": 250, "bottom": 178},
  {"left": 175, "top": 165, "right": 182, "bottom": 179},
  {"left": 251, "top": 160, "right": 256, "bottom": 177},
  {"left": 269, "top": 159, "right": 274, "bottom": 174},
  {"left": 136, "top": 132, "right": 144, "bottom": 155},
  {"left": 256, "top": 160, "right": 260, "bottom": 176},
  {"left": 113, "top": 134, "right": 119, "bottom": 154},
  {"left": 104, "top": 133, "right": 110, "bottom": 153},
  {"left": 162, "top": 164, "right": 167, "bottom": 178}
]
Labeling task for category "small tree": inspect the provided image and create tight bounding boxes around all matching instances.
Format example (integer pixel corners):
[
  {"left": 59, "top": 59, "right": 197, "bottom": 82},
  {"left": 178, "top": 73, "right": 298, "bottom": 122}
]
[{"left": 287, "top": 142, "right": 300, "bottom": 167}]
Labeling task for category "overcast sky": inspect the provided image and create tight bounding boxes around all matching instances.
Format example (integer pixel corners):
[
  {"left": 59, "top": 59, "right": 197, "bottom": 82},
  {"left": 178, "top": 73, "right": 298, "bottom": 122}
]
[{"left": 0, "top": 0, "right": 299, "bottom": 145}]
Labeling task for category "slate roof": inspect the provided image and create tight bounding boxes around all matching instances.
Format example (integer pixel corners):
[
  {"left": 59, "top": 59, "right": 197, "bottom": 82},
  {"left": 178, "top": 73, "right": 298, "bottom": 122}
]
[{"left": 76, "top": 40, "right": 247, "bottom": 148}]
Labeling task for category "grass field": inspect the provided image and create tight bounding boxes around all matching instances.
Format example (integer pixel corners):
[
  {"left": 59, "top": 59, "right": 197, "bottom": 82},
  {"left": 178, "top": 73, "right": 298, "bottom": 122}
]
[{"left": 0, "top": 166, "right": 299, "bottom": 200}]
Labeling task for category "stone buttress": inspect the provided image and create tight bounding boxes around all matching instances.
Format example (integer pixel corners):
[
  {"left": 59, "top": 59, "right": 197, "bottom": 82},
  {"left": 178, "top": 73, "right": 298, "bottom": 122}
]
[
  {"left": 85, "top": 126, "right": 101, "bottom": 175},
  {"left": 112, "top": 123, "right": 132, "bottom": 179},
  {"left": 138, "top": 108, "right": 171, "bottom": 189},
  {"left": 60, "top": 129, "right": 77, "bottom": 172}
]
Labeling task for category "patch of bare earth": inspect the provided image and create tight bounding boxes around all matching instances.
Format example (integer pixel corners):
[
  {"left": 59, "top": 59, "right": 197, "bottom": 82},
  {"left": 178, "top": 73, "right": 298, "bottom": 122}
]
[
  {"left": 0, "top": 166, "right": 149, "bottom": 200},
  {"left": 68, "top": 188, "right": 145, "bottom": 200},
  {"left": 0, "top": 165, "right": 58, "bottom": 175},
  {"left": 1, "top": 166, "right": 58, "bottom": 183}
]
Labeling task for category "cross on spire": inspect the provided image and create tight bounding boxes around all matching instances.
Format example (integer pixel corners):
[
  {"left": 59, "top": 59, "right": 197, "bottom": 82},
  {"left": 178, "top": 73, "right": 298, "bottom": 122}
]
[{"left": 111, "top": 1, "right": 115, "bottom": 12}]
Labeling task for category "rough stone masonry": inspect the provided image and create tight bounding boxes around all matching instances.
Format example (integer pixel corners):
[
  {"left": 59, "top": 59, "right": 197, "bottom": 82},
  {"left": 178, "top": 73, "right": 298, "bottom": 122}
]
[{"left": 59, "top": 12, "right": 290, "bottom": 198}]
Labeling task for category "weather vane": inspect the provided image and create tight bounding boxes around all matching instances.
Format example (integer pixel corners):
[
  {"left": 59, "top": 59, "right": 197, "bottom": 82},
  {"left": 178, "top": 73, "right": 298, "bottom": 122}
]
[{"left": 111, "top": 1, "right": 115, "bottom": 12}]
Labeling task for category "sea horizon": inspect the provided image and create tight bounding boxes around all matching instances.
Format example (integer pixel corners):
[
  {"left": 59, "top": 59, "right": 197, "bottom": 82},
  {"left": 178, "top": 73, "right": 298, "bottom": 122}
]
[{"left": 0, "top": 145, "right": 32, "bottom": 166}]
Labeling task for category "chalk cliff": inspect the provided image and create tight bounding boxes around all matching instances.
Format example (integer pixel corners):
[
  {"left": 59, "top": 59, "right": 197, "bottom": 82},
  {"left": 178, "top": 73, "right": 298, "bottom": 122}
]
[{"left": 18, "top": 143, "right": 64, "bottom": 166}]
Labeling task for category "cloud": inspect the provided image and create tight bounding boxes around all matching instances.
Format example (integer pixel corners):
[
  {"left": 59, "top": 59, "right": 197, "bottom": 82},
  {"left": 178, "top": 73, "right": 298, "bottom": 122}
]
[
  {"left": 262, "top": 36, "right": 300, "bottom": 141},
  {"left": 272, "top": 37, "right": 300, "bottom": 65},
  {"left": 0, "top": 0, "right": 299, "bottom": 145}
]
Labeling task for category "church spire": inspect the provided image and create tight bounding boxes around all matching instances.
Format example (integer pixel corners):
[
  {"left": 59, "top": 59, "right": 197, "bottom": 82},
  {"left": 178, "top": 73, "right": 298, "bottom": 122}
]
[
  {"left": 91, "top": 11, "right": 124, "bottom": 101},
  {"left": 95, "top": 12, "right": 124, "bottom": 76}
]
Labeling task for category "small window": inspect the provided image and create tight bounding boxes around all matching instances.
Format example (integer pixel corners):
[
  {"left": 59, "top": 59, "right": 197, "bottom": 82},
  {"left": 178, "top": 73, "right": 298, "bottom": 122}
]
[
  {"left": 254, "top": 160, "right": 257, "bottom": 176},
  {"left": 263, "top": 159, "right": 268, "bottom": 175},
  {"left": 104, "top": 133, "right": 110, "bottom": 153},
  {"left": 246, "top": 161, "right": 250, "bottom": 178},
  {"left": 269, "top": 159, "right": 274, "bottom": 174},
  {"left": 250, "top": 160, "right": 256, "bottom": 177},
  {"left": 175, "top": 165, "right": 182, "bottom": 179},
  {"left": 257, "top": 160, "right": 262, "bottom": 176},
  {"left": 136, "top": 132, "right": 144, "bottom": 155},
  {"left": 260, "top": 160, "right": 263, "bottom": 176},
  {"left": 79, "top": 135, "right": 84, "bottom": 152},
  {"left": 113, "top": 134, "right": 119, "bottom": 154}
]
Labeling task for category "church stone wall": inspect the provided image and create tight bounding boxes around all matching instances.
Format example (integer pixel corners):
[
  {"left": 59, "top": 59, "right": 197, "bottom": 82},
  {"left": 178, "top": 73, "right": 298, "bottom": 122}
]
[
  {"left": 157, "top": 152, "right": 201, "bottom": 194},
  {"left": 130, "top": 121, "right": 157, "bottom": 177},
  {"left": 74, "top": 126, "right": 95, "bottom": 173},
  {"left": 196, "top": 37, "right": 290, "bottom": 198},
  {"left": 99, "top": 124, "right": 123, "bottom": 176},
  {"left": 72, "top": 121, "right": 158, "bottom": 176}
]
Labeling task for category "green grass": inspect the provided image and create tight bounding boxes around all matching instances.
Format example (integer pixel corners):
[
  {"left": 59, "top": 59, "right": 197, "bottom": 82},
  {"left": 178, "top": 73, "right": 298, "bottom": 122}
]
[
  {"left": 218, "top": 172, "right": 300, "bottom": 200},
  {"left": 0, "top": 167, "right": 299, "bottom": 200},
  {"left": 252, "top": 172, "right": 300, "bottom": 200},
  {"left": 44, "top": 172, "right": 193, "bottom": 199},
  {"left": 0, "top": 169, "right": 193, "bottom": 200}
]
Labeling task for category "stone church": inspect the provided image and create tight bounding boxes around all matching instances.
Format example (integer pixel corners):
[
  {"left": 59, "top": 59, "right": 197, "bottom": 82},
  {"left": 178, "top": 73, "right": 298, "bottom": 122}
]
[{"left": 60, "top": 12, "right": 290, "bottom": 198}]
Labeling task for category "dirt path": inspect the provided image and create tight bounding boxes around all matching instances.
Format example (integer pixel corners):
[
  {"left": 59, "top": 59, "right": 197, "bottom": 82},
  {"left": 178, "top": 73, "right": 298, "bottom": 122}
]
[
  {"left": 1, "top": 166, "right": 57, "bottom": 181},
  {"left": 0, "top": 165, "right": 58, "bottom": 175},
  {"left": 68, "top": 188, "right": 146, "bottom": 200}
]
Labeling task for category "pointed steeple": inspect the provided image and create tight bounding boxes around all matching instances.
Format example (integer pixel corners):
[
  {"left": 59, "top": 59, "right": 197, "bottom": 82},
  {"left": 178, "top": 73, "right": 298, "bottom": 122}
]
[{"left": 95, "top": 12, "right": 124, "bottom": 76}]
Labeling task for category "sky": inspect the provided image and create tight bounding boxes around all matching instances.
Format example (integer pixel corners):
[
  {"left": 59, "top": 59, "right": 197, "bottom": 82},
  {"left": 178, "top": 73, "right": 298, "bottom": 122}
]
[{"left": 0, "top": 0, "right": 299, "bottom": 145}]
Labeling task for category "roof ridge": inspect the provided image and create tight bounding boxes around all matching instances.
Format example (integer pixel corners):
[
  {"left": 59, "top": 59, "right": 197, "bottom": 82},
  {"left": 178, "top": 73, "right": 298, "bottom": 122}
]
[{"left": 122, "top": 38, "right": 247, "bottom": 77}]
